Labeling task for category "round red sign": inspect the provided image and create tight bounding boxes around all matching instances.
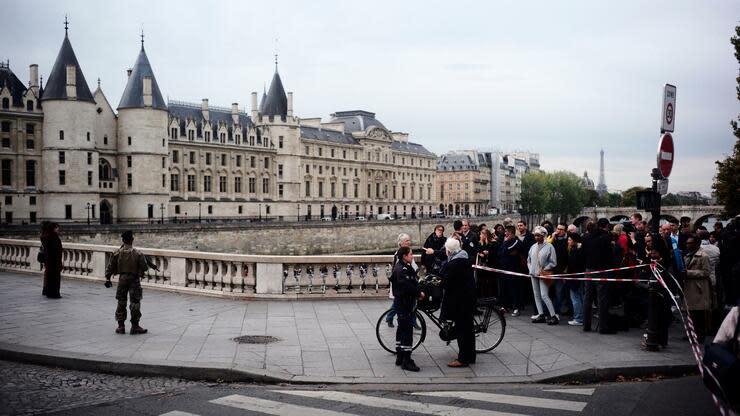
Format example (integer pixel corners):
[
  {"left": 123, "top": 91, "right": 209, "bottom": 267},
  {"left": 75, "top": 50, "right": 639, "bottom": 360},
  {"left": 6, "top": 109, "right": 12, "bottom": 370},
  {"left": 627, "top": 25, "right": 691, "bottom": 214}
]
[{"left": 657, "top": 133, "right": 674, "bottom": 178}]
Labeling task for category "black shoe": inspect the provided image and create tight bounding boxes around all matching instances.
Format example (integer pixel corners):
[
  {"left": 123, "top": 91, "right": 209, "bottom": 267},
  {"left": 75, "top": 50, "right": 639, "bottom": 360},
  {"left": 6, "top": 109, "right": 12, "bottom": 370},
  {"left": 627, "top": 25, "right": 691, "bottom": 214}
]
[
  {"left": 130, "top": 325, "right": 148, "bottom": 335},
  {"left": 386, "top": 320, "right": 394, "bottom": 328},
  {"left": 395, "top": 349, "right": 404, "bottom": 366},
  {"left": 547, "top": 316, "right": 559, "bottom": 325},
  {"left": 402, "top": 357, "right": 420, "bottom": 372},
  {"left": 531, "top": 314, "right": 546, "bottom": 323}
]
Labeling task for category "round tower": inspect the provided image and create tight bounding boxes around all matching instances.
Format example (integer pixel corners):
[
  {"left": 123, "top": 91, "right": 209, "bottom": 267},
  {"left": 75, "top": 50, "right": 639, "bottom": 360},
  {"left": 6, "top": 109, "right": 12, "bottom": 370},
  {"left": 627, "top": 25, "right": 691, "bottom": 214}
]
[
  {"left": 116, "top": 37, "right": 169, "bottom": 223},
  {"left": 40, "top": 24, "right": 99, "bottom": 222}
]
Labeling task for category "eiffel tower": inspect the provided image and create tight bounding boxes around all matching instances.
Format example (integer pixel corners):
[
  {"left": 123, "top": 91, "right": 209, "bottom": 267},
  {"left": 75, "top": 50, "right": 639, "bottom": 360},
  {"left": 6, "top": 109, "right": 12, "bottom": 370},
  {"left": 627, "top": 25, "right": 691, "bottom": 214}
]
[{"left": 596, "top": 148, "right": 608, "bottom": 195}]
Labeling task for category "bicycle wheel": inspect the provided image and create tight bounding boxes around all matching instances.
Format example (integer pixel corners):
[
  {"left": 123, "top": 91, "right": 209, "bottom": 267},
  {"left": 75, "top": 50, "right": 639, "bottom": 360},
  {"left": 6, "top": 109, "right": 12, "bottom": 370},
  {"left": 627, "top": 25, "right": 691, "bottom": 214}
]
[
  {"left": 376, "top": 308, "right": 427, "bottom": 354},
  {"left": 474, "top": 307, "right": 506, "bottom": 353}
]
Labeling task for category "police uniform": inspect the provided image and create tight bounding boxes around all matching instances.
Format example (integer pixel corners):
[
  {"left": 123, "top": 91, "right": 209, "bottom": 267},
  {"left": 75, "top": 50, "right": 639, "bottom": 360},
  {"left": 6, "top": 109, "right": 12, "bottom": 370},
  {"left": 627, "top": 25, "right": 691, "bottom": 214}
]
[
  {"left": 105, "top": 238, "right": 148, "bottom": 333},
  {"left": 390, "top": 259, "right": 421, "bottom": 370}
]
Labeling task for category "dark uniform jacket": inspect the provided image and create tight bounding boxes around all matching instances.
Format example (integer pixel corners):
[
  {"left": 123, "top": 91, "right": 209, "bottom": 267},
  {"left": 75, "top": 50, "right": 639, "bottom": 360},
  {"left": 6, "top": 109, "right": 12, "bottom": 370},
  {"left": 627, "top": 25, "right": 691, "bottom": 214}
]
[
  {"left": 583, "top": 228, "right": 614, "bottom": 271},
  {"left": 460, "top": 231, "right": 481, "bottom": 259},
  {"left": 105, "top": 245, "right": 148, "bottom": 278},
  {"left": 390, "top": 261, "right": 420, "bottom": 311},
  {"left": 440, "top": 251, "right": 477, "bottom": 320}
]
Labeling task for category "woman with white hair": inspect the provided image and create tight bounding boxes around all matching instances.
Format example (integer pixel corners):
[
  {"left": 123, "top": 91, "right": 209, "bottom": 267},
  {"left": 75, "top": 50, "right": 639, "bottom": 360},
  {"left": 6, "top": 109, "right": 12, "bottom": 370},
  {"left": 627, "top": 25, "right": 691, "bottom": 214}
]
[
  {"left": 528, "top": 226, "right": 559, "bottom": 325},
  {"left": 439, "top": 237, "right": 477, "bottom": 367}
]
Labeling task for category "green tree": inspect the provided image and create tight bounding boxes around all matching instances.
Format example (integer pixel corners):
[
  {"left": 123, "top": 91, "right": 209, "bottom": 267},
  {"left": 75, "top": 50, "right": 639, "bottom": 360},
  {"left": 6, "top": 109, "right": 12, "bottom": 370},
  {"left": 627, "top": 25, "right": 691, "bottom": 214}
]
[
  {"left": 584, "top": 189, "right": 600, "bottom": 207},
  {"left": 599, "top": 192, "right": 622, "bottom": 207},
  {"left": 712, "top": 24, "right": 740, "bottom": 218},
  {"left": 547, "top": 171, "right": 587, "bottom": 223},
  {"left": 521, "top": 171, "right": 549, "bottom": 215},
  {"left": 621, "top": 186, "right": 647, "bottom": 207}
]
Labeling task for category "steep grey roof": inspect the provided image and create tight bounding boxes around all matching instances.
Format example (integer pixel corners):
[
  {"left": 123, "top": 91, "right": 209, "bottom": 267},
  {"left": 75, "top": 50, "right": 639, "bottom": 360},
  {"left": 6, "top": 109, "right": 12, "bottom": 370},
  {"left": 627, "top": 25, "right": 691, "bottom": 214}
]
[
  {"left": 300, "top": 125, "right": 357, "bottom": 145},
  {"left": 261, "top": 71, "right": 287, "bottom": 116},
  {"left": 118, "top": 46, "right": 167, "bottom": 110},
  {"left": 42, "top": 34, "right": 94, "bottom": 103},
  {"left": 259, "top": 87, "right": 267, "bottom": 113},
  {"left": 391, "top": 140, "right": 436, "bottom": 157},
  {"left": 0, "top": 64, "right": 28, "bottom": 107},
  {"left": 168, "top": 101, "right": 252, "bottom": 140},
  {"left": 437, "top": 153, "right": 479, "bottom": 171},
  {"left": 330, "top": 110, "right": 386, "bottom": 133}
]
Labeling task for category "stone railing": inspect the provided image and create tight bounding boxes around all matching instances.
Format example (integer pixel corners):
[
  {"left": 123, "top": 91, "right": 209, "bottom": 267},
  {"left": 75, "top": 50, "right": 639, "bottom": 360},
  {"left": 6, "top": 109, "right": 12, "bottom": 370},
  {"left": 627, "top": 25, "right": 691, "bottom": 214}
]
[{"left": 0, "top": 238, "right": 423, "bottom": 299}]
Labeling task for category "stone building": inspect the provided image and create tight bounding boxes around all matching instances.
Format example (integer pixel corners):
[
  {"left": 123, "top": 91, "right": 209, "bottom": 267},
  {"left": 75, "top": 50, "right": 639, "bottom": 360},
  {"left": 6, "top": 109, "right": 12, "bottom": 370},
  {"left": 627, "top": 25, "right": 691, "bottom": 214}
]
[
  {"left": 0, "top": 26, "right": 437, "bottom": 224},
  {"left": 436, "top": 151, "right": 491, "bottom": 216}
]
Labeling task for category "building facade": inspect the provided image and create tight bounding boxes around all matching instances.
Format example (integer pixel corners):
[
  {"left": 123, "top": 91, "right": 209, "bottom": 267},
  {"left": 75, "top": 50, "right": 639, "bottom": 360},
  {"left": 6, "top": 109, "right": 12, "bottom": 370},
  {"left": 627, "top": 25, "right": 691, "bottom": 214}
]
[{"left": 0, "top": 27, "right": 436, "bottom": 224}]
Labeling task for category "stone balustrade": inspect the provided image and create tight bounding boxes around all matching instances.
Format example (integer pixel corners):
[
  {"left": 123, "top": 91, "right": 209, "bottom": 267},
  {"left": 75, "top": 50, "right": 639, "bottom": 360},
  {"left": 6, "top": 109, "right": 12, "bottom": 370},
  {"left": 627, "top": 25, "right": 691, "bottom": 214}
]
[{"left": 0, "top": 238, "right": 422, "bottom": 299}]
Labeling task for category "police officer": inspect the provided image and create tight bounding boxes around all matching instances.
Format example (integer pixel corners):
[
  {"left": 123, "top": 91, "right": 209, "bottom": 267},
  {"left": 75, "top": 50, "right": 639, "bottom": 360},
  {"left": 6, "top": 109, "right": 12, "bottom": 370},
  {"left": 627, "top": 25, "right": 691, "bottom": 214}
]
[
  {"left": 390, "top": 246, "right": 425, "bottom": 372},
  {"left": 105, "top": 231, "right": 149, "bottom": 335}
]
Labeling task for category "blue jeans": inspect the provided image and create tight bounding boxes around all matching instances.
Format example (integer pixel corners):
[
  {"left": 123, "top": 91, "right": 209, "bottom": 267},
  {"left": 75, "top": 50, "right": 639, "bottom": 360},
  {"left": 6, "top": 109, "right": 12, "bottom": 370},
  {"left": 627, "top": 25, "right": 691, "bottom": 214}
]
[{"left": 569, "top": 282, "right": 583, "bottom": 323}]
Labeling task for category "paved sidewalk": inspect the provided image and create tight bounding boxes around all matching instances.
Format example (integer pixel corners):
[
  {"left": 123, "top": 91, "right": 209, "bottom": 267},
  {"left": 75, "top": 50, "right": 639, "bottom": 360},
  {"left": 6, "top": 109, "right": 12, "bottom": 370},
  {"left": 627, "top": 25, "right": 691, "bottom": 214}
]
[{"left": 0, "top": 272, "right": 695, "bottom": 384}]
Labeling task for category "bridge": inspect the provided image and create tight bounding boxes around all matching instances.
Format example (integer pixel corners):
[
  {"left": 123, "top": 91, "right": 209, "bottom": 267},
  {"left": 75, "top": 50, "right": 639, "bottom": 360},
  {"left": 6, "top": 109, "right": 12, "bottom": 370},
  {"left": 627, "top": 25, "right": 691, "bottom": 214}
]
[{"left": 571, "top": 205, "right": 724, "bottom": 229}]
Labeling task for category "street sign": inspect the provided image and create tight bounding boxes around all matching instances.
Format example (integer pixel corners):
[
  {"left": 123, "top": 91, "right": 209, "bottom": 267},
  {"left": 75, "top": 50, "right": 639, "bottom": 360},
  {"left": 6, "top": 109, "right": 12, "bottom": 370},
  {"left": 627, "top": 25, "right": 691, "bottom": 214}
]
[
  {"left": 657, "top": 179, "right": 669, "bottom": 195},
  {"left": 636, "top": 190, "right": 661, "bottom": 211},
  {"left": 661, "top": 84, "right": 676, "bottom": 132},
  {"left": 657, "top": 133, "right": 674, "bottom": 178}
]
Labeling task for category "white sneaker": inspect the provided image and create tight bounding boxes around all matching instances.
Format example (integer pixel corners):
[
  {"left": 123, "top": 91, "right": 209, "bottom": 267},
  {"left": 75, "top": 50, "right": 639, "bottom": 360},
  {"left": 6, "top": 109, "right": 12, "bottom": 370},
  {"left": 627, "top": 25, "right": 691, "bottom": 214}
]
[
  {"left": 511, "top": 309, "right": 520, "bottom": 317},
  {"left": 568, "top": 320, "right": 583, "bottom": 326},
  {"left": 531, "top": 314, "right": 540, "bottom": 320}
]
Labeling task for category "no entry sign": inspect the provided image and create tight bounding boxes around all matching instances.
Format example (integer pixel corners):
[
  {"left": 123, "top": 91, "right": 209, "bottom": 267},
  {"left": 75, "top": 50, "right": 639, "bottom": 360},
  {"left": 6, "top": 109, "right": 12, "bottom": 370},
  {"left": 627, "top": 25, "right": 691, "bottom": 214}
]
[
  {"left": 657, "top": 133, "right": 674, "bottom": 178},
  {"left": 661, "top": 84, "right": 676, "bottom": 132}
]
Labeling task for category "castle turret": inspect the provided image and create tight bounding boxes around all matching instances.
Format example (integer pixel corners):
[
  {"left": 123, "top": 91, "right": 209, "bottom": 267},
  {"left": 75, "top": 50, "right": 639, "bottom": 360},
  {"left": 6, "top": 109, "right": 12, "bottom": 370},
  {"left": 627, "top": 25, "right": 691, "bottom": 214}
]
[
  {"left": 40, "top": 22, "right": 98, "bottom": 222},
  {"left": 116, "top": 35, "right": 169, "bottom": 222}
]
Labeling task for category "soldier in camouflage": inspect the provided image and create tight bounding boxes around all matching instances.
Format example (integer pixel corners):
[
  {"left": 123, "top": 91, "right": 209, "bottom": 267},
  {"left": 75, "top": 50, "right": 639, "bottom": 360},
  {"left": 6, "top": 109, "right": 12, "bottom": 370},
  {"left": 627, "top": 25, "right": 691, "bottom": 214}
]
[{"left": 105, "top": 231, "right": 149, "bottom": 335}]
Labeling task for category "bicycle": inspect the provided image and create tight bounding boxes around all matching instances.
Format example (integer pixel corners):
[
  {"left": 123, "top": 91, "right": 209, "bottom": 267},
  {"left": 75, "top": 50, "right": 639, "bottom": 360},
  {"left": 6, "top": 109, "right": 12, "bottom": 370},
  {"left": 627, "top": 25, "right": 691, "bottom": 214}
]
[{"left": 375, "top": 276, "right": 507, "bottom": 354}]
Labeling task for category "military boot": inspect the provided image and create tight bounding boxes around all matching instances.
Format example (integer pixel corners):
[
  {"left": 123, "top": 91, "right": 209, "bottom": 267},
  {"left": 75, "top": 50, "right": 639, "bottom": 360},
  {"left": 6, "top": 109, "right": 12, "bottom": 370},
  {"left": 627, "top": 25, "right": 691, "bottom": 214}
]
[
  {"left": 401, "top": 353, "right": 420, "bottom": 372},
  {"left": 130, "top": 323, "right": 148, "bottom": 335},
  {"left": 115, "top": 321, "right": 126, "bottom": 334},
  {"left": 395, "top": 348, "right": 404, "bottom": 366}
]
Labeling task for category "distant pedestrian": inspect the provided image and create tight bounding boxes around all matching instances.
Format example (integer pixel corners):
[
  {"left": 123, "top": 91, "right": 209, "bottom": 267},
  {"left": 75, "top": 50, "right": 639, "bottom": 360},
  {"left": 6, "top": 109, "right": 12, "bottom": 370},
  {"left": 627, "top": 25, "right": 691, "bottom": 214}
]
[
  {"left": 105, "top": 231, "right": 150, "bottom": 335},
  {"left": 517, "top": 220, "right": 536, "bottom": 253},
  {"left": 566, "top": 232, "right": 585, "bottom": 325},
  {"left": 582, "top": 218, "right": 616, "bottom": 334},
  {"left": 497, "top": 225, "right": 525, "bottom": 316},
  {"left": 528, "top": 226, "right": 559, "bottom": 325},
  {"left": 477, "top": 229, "right": 499, "bottom": 298},
  {"left": 390, "top": 246, "right": 424, "bottom": 372},
  {"left": 40, "top": 221, "right": 63, "bottom": 299},
  {"left": 683, "top": 235, "right": 712, "bottom": 343},
  {"left": 549, "top": 223, "right": 570, "bottom": 316}
]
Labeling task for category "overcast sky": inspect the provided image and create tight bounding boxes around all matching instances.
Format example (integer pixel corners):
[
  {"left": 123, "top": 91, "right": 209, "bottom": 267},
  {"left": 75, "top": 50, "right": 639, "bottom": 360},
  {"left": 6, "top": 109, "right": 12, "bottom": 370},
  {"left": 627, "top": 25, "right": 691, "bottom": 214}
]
[{"left": 4, "top": 1, "right": 738, "bottom": 194}]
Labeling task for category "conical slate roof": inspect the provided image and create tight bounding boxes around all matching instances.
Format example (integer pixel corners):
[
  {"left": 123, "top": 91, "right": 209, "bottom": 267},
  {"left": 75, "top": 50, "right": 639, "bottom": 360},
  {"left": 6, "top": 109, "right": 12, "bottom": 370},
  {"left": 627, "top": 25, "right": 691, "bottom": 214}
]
[
  {"left": 118, "top": 46, "right": 167, "bottom": 110},
  {"left": 259, "top": 86, "right": 267, "bottom": 113},
  {"left": 42, "top": 34, "right": 94, "bottom": 102},
  {"left": 261, "top": 71, "right": 287, "bottom": 116}
]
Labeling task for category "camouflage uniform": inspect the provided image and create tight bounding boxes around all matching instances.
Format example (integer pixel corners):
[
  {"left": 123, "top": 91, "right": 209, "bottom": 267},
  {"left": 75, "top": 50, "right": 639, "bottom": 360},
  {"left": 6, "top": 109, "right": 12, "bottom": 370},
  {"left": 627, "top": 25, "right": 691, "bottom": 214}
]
[{"left": 105, "top": 245, "right": 148, "bottom": 325}]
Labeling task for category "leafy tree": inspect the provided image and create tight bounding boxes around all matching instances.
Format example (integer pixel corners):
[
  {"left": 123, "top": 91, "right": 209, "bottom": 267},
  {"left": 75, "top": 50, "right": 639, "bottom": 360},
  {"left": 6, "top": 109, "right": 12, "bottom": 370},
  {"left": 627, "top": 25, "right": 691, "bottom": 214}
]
[
  {"left": 599, "top": 192, "right": 622, "bottom": 207},
  {"left": 521, "top": 171, "right": 549, "bottom": 215},
  {"left": 712, "top": 24, "right": 740, "bottom": 218},
  {"left": 547, "top": 171, "right": 587, "bottom": 223},
  {"left": 584, "top": 189, "right": 600, "bottom": 207},
  {"left": 621, "top": 186, "right": 647, "bottom": 207}
]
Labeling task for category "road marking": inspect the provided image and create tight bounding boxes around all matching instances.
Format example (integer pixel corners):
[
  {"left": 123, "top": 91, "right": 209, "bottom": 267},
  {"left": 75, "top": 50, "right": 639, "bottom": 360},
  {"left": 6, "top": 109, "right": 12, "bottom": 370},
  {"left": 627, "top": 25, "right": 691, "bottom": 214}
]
[
  {"left": 210, "top": 394, "right": 356, "bottom": 416},
  {"left": 159, "top": 412, "right": 201, "bottom": 416},
  {"left": 413, "top": 391, "right": 587, "bottom": 412},
  {"left": 542, "top": 388, "right": 595, "bottom": 396},
  {"left": 273, "top": 390, "right": 529, "bottom": 416}
]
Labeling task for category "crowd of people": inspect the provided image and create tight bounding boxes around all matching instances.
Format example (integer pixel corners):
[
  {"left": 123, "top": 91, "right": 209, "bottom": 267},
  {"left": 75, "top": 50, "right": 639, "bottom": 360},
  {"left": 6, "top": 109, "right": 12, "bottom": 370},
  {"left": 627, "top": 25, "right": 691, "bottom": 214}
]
[{"left": 391, "top": 214, "right": 740, "bottom": 372}]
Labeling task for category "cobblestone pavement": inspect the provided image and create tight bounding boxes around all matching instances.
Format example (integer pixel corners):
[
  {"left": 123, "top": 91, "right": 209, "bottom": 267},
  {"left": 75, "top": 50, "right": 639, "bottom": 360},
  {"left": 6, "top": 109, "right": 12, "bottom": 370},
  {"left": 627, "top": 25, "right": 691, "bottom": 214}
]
[{"left": 0, "top": 360, "right": 197, "bottom": 416}]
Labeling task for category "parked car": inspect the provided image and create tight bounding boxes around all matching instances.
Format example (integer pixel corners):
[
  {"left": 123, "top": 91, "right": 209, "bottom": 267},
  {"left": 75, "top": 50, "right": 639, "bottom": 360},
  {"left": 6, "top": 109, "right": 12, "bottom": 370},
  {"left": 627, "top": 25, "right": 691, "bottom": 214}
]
[
  {"left": 354, "top": 216, "right": 367, "bottom": 221},
  {"left": 321, "top": 216, "right": 333, "bottom": 221},
  {"left": 377, "top": 213, "right": 393, "bottom": 220}
]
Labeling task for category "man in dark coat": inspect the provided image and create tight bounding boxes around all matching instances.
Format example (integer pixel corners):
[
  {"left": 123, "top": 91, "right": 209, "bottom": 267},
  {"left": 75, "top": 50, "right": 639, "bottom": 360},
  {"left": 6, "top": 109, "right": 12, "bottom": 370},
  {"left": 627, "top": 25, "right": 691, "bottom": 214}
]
[
  {"left": 440, "top": 238, "right": 477, "bottom": 367},
  {"left": 390, "top": 246, "right": 424, "bottom": 372},
  {"left": 582, "top": 218, "right": 616, "bottom": 334},
  {"left": 460, "top": 219, "right": 481, "bottom": 260},
  {"left": 422, "top": 225, "right": 447, "bottom": 274},
  {"left": 40, "top": 222, "right": 63, "bottom": 299}
]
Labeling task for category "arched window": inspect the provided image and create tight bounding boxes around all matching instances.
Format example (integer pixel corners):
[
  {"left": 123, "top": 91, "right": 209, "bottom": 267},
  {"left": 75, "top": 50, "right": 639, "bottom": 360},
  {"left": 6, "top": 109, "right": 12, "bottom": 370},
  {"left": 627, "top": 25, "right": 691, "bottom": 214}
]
[
  {"left": 26, "top": 100, "right": 33, "bottom": 111},
  {"left": 99, "top": 158, "right": 112, "bottom": 181}
]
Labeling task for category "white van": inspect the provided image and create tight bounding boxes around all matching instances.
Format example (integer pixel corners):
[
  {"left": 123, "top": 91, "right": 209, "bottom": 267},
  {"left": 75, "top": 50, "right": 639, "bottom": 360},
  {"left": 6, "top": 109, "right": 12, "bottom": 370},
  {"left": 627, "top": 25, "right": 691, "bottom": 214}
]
[{"left": 377, "top": 213, "right": 393, "bottom": 220}]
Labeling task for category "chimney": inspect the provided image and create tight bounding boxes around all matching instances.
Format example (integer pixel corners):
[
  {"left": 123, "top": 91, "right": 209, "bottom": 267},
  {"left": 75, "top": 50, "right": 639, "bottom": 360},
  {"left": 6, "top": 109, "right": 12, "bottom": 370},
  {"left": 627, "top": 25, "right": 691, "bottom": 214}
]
[
  {"left": 287, "top": 92, "right": 293, "bottom": 117},
  {"left": 142, "top": 76, "right": 152, "bottom": 107},
  {"left": 29, "top": 64, "right": 38, "bottom": 89},
  {"left": 126, "top": 68, "right": 132, "bottom": 78},
  {"left": 65, "top": 64, "right": 76, "bottom": 98},
  {"left": 250, "top": 92, "right": 258, "bottom": 119},
  {"left": 201, "top": 98, "right": 209, "bottom": 121},
  {"left": 231, "top": 103, "right": 239, "bottom": 124}
]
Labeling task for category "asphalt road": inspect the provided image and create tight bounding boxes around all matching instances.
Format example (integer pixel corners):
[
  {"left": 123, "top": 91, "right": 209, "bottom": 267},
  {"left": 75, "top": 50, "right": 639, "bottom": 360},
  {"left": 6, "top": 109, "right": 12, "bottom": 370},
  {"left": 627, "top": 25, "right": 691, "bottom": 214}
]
[{"left": 0, "top": 360, "right": 720, "bottom": 416}]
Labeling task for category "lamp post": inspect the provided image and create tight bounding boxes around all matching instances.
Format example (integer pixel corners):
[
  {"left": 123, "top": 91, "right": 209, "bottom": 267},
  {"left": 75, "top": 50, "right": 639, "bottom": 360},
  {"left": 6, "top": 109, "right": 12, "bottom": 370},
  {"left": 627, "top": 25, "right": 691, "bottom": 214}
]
[
  {"left": 198, "top": 202, "right": 202, "bottom": 223},
  {"left": 258, "top": 203, "right": 262, "bottom": 222},
  {"left": 86, "top": 202, "right": 91, "bottom": 225},
  {"left": 297, "top": 204, "right": 300, "bottom": 222},
  {"left": 160, "top": 203, "right": 165, "bottom": 224}
]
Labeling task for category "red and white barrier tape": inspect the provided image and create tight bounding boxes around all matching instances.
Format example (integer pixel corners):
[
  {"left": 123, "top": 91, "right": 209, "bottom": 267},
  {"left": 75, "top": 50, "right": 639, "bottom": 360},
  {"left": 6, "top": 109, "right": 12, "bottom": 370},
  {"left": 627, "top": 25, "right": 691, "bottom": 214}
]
[{"left": 472, "top": 263, "right": 652, "bottom": 282}]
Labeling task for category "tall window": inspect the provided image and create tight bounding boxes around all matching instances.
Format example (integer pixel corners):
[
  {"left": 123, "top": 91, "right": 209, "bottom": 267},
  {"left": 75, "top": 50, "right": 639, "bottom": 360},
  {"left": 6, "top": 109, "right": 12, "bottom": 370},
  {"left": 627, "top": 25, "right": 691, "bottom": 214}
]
[
  {"left": 318, "top": 181, "right": 324, "bottom": 197},
  {"left": 189, "top": 151, "right": 195, "bottom": 164},
  {"left": 262, "top": 178, "right": 269, "bottom": 193},
  {"left": 171, "top": 174, "right": 179, "bottom": 191},
  {"left": 278, "top": 164, "right": 283, "bottom": 178},
  {"left": 264, "top": 157, "right": 270, "bottom": 169},
  {"left": 205, "top": 153, "right": 211, "bottom": 165},
  {"left": 25, "top": 161, "right": 35, "bottom": 187},
  {"left": 279, "top": 136, "right": 283, "bottom": 148},
  {"left": 59, "top": 151, "right": 65, "bottom": 164},
  {"left": 88, "top": 152, "right": 93, "bottom": 165},
  {"left": 127, "top": 173, "right": 132, "bottom": 188},
  {"left": 65, "top": 205, "right": 72, "bottom": 219},
  {"left": 236, "top": 155, "right": 241, "bottom": 167},
  {"left": 278, "top": 184, "right": 284, "bottom": 198},
  {"left": 1, "top": 160, "right": 12, "bottom": 186},
  {"left": 219, "top": 176, "right": 227, "bottom": 193},
  {"left": 127, "top": 156, "right": 132, "bottom": 168},
  {"left": 248, "top": 177, "right": 256, "bottom": 193},
  {"left": 234, "top": 177, "right": 242, "bottom": 193},
  {"left": 220, "top": 154, "right": 226, "bottom": 166},
  {"left": 187, "top": 175, "right": 196, "bottom": 192},
  {"left": 203, "top": 176, "right": 211, "bottom": 192},
  {"left": 58, "top": 170, "right": 65, "bottom": 185},
  {"left": 305, "top": 181, "right": 311, "bottom": 197},
  {"left": 250, "top": 156, "right": 255, "bottom": 168},
  {"left": 88, "top": 171, "right": 93, "bottom": 186},
  {"left": 171, "top": 127, "right": 177, "bottom": 138},
  {"left": 59, "top": 130, "right": 64, "bottom": 140}
]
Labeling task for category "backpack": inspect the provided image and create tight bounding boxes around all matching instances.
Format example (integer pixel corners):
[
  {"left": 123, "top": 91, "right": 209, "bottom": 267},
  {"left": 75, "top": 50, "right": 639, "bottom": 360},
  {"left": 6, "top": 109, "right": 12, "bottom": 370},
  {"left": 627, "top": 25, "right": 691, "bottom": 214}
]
[{"left": 702, "top": 307, "right": 740, "bottom": 407}]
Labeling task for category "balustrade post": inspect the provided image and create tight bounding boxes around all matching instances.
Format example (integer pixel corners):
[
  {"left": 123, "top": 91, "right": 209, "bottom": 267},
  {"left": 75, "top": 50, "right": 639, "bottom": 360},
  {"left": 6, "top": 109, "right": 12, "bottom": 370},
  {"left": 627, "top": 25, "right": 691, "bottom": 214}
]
[
  {"left": 169, "top": 257, "right": 187, "bottom": 286},
  {"left": 91, "top": 251, "right": 107, "bottom": 278},
  {"left": 256, "top": 262, "right": 284, "bottom": 294}
]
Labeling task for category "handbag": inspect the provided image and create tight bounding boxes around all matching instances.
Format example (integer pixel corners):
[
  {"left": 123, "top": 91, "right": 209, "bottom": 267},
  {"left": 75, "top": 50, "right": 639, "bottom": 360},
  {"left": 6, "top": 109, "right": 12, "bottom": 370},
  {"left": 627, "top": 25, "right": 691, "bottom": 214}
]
[
  {"left": 37, "top": 244, "right": 46, "bottom": 264},
  {"left": 702, "top": 308, "right": 740, "bottom": 406},
  {"left": 536, "top": 244, "right": 555, "bottom": 287}
]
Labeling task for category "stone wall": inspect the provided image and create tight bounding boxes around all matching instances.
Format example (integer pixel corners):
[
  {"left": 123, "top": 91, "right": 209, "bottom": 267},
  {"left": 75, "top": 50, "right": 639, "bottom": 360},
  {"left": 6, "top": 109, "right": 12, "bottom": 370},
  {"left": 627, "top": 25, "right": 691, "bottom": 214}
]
[{"left": 1, "top": 216, "right": 506, "bottom": 255}]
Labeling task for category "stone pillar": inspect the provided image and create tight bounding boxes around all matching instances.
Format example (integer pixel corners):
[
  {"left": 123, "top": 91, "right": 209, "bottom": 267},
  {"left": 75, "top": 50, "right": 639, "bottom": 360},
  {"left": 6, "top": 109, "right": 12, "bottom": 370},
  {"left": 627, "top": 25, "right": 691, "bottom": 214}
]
[
  {"left": 251, "top": 92, "right": 258, "bottom": 119},
  {"left": 169, "top": 257, "right": 187, "bottom": 286},
  {"left": 91, "top": 251, "right": 107, "bottom": 278},
  {"left": 287, "top": 92, "right": 293, "bottom": 117},
  {"left": 255, "top": 262, "right": 283, "bottom": 294}
]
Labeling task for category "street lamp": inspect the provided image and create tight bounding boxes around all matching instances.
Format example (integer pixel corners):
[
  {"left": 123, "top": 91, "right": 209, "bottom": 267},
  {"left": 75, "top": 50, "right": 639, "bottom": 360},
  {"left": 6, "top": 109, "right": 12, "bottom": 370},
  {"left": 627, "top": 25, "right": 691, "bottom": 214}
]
[
  {"left": 198, "top": 202, "right": 202, "bottom": 223},
  {"left": 297, "top": 204, "right": 300, "bottom": 222},
  {"left": 160, "top": 203, "right": 165, "bottom": 224},
  {"left": 86, "top": 202, "right": 91, "bottom": 225}
]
